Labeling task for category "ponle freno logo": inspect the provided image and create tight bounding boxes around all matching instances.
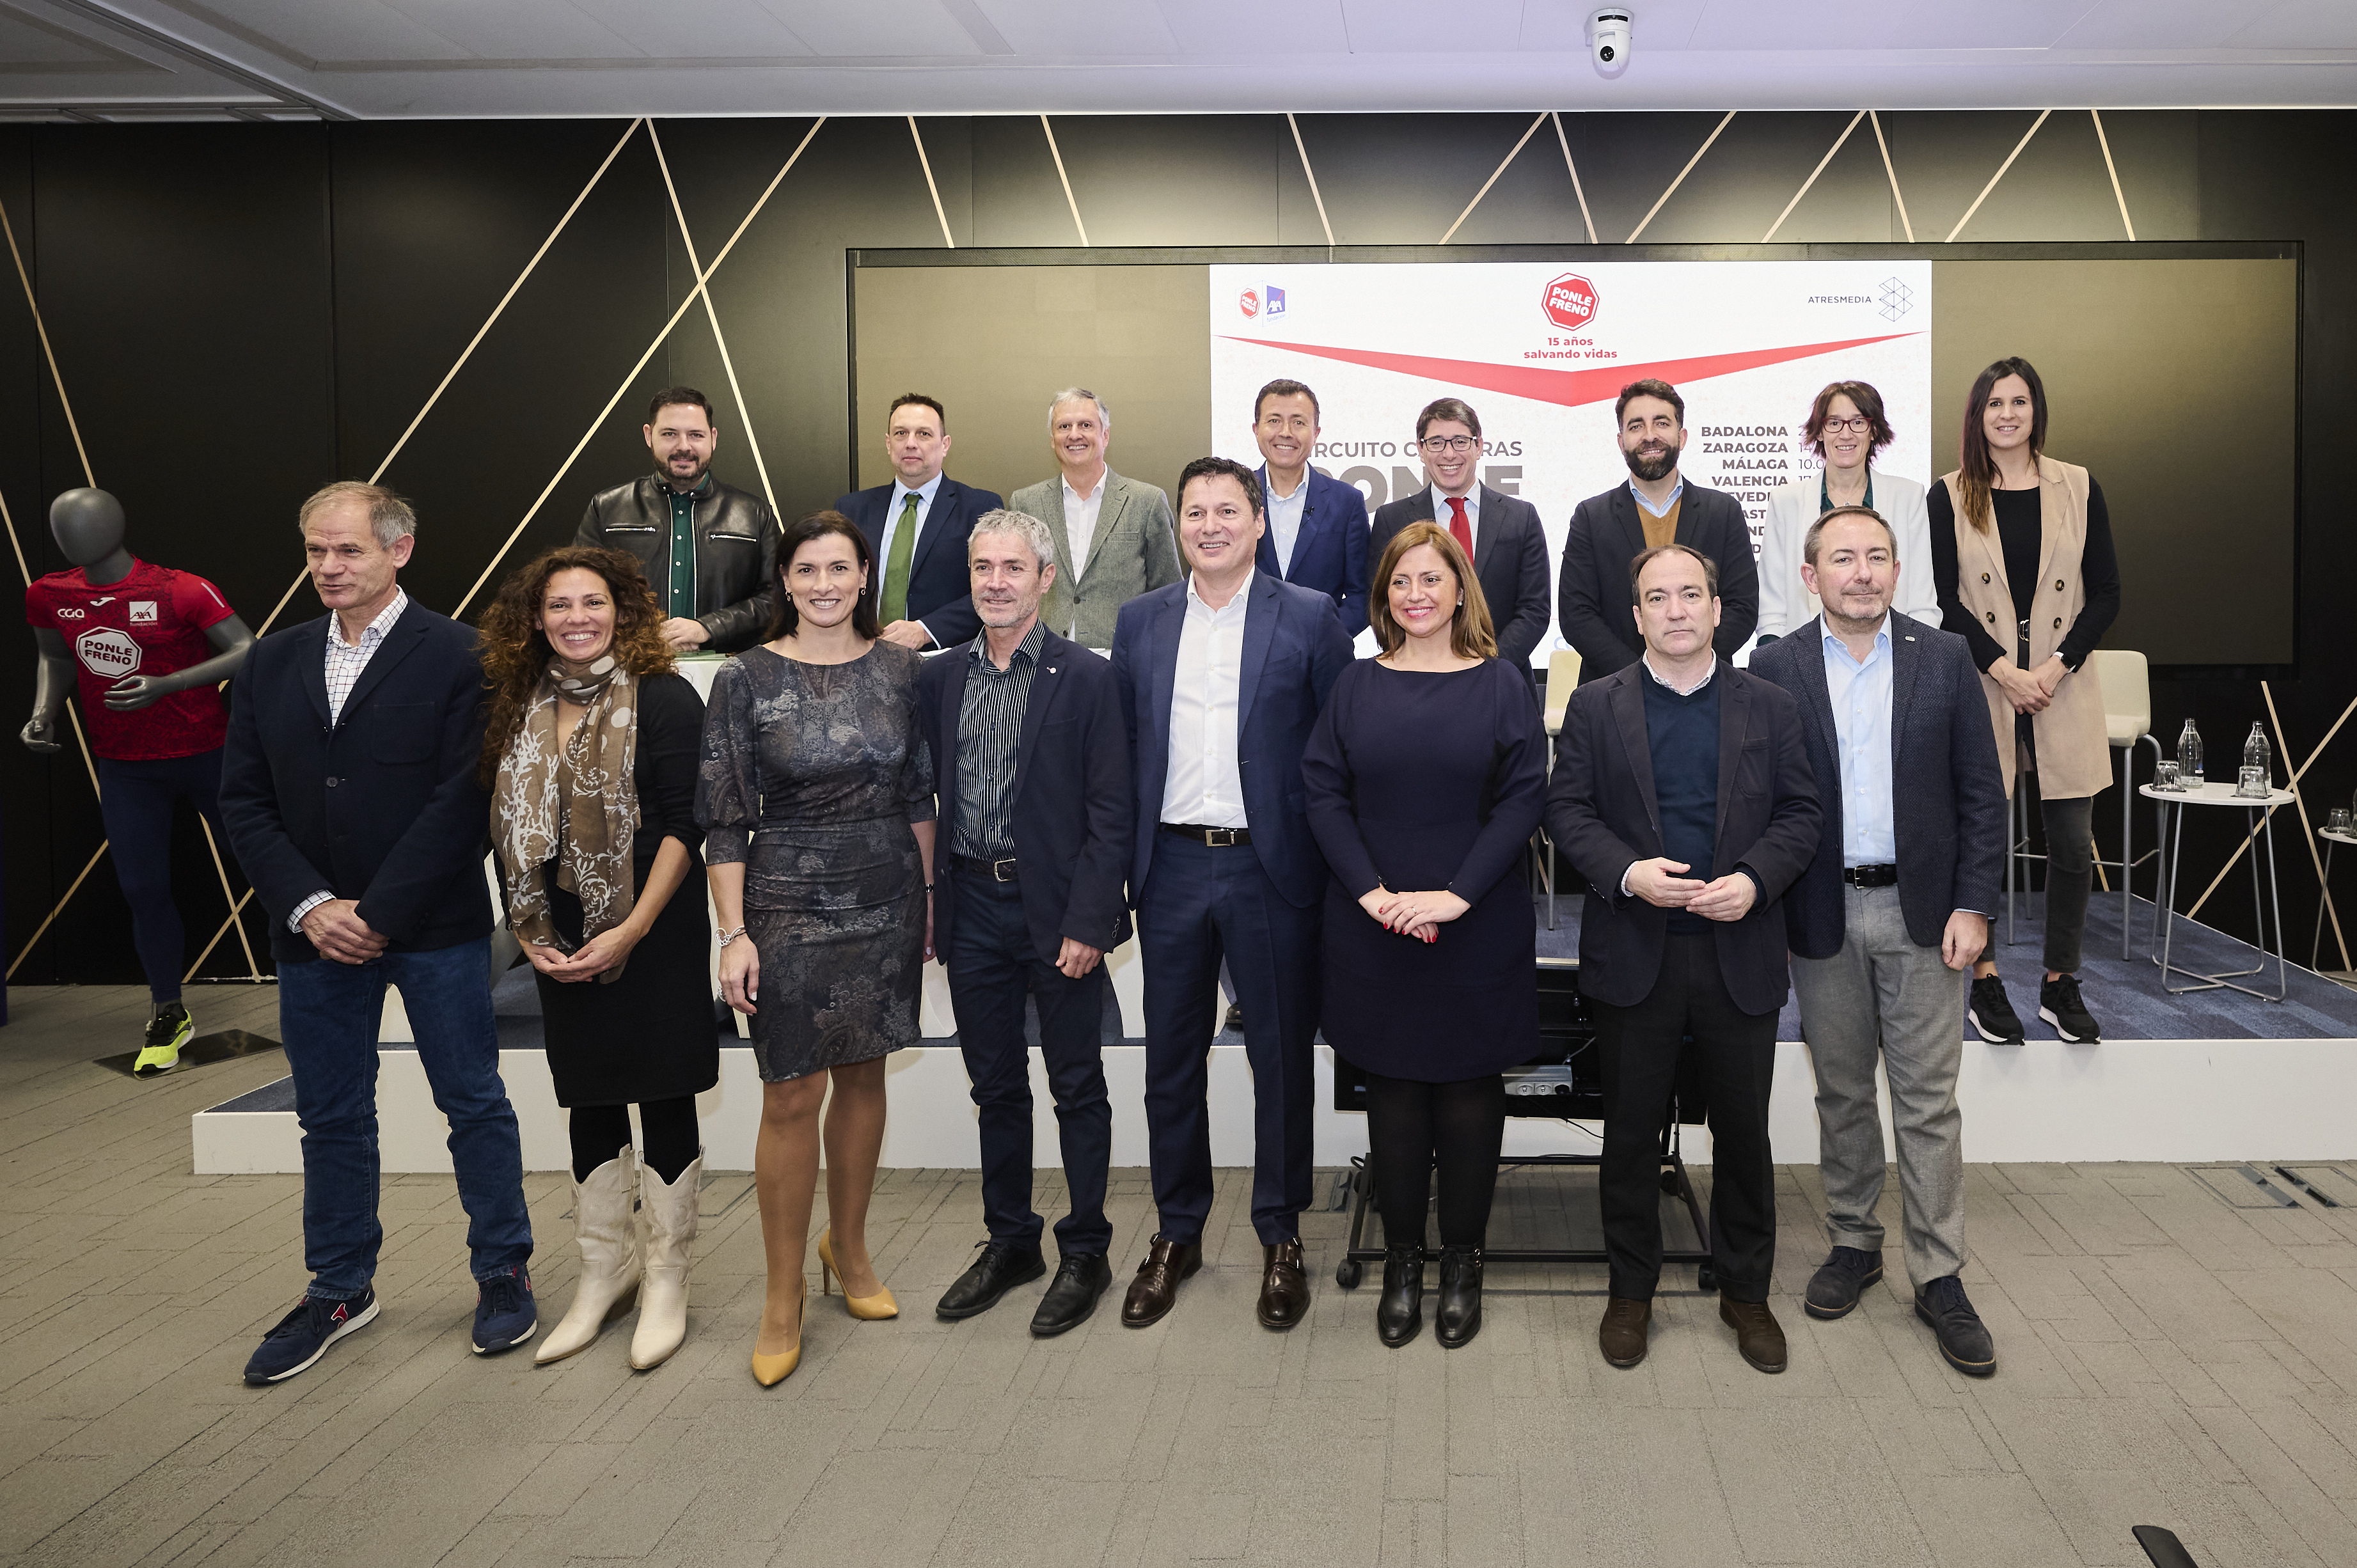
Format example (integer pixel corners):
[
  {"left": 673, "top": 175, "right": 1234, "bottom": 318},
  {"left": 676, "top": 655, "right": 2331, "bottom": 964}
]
[
  {"left": 1239, "top": 288, "right": 1260, "bottom": 318},
  {"left": 1541, "top": 273, "right": 1599, "bottom": 331}
]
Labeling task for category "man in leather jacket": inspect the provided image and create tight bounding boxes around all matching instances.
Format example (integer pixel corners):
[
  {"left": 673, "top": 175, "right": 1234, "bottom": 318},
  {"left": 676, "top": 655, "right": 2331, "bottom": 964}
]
[{"left": 574, "top": 386, "right": 780, "bottom": 652}]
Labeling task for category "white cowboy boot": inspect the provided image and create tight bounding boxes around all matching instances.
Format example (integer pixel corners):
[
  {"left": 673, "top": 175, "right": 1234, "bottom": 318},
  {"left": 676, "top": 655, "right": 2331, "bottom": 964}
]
[
  {"left": 535, "top": 1146, "right": 642, "bottom": 1365},
  {"left": 630, "top": 1149, "right": 703, "bottom": 1370}
]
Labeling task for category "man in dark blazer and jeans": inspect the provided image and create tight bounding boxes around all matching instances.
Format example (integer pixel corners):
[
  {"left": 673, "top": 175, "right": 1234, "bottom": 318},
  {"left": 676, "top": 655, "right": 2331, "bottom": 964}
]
[
  {"left": 920, "top": 508, "right": 1133, "bottom": 1338},
  {"left": 223, "top": 482, "right": 533, "bottom": 1384},
  {"left": 1547, "top": 543, "right": 1819, "bottom": 1375},
  {"left": 1559, "top": 378, "right": 1758, "bottom": 685},
  {"left": 1751, "top": 507, "right": 2006, "bottom": 1377}
]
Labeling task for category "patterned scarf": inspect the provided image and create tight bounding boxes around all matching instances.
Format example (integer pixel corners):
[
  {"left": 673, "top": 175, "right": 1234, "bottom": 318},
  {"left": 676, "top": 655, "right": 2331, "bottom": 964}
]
[{"left": 493, "top": 656, "right": 640, "bottom": 983}]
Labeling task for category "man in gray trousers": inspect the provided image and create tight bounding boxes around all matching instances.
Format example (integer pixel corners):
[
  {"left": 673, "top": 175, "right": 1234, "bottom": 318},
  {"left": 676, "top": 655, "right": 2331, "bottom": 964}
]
[{"left": 1750, "top": 506, "right": 2007, "bottom": 1377}]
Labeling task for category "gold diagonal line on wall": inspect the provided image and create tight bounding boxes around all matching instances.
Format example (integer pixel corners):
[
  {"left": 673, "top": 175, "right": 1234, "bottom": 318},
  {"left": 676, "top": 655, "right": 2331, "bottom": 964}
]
[
  {"left": 1551, "top": 113, "right": 1597, "bottom": 246},
  {"left": 1870, "top": 111, "right": 1916, "bottom": 243},
  {"left": 453, "top": 117, "right": 826, "bottom": 619},
  {"left": 648, "top": 122, "right": 779, "bottom": 519},
  {"left": 249, "top": 117, "right": 647, "bottom": 641},
  {"left": 909, "top": 116, "right": 954, "bottom": 248},
  {"left": 1946, "top": 109, "right": 2050, "bottom": 242},
  {"left": 1440, "top": 112, "right": 1548, "bottom": 245},
  {"left": 1287, "top": 114, "right": 1336, "bottom": 248},
  {"left": 1626, "top": 110, "right": 1735, "bottom": 244},
  {"left": 1040, "top": 116, "right": 1089, "bottom": 246},
  {"left": 0, "top": 194, "right": 93, "bottom": 487},
  {"left": 2091, "top": 109, "right": 2136, "bottom": 241},
  {"left": 1761, "top": 110, "right": 1866, "bottom": 243}
]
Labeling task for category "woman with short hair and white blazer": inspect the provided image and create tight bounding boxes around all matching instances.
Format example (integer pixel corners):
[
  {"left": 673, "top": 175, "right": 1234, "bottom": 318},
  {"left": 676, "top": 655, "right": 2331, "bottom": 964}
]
[
  {"left": 1755, "top": 380, "right": 1938, "bottom": 643},
  {"left": 1928, "top": 356, "right": 2122, "bottom": 1048}
]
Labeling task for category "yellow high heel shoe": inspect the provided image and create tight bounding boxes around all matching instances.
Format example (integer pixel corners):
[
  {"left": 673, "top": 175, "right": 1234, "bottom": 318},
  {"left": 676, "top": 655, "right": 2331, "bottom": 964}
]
[
  {"left": 816, "top": 1228, "right": 899, "bottom": 1321},
  {"left": 749, "top": 1279, "right": 804, "bottom": 1387}
]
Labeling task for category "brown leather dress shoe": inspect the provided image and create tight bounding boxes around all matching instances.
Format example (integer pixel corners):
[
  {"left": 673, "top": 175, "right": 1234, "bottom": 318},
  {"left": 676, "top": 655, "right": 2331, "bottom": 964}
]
[
  {"left": 1598, "top": 1297, "right": 1651, "bottom": 1367},
  {"left": 1256, "top": 1239, "right": 1309, "bottom": 1330},
  {"left": 1120, "top": 1234, "right": 1202, "bottom": 1328},
  {"left": 1720, "top": 1296, "right": 1788, "bottom": 1373}
]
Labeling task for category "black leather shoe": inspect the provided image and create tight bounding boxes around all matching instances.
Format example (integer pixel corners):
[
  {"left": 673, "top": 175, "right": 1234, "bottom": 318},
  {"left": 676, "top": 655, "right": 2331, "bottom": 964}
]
[
  {"left": 1375, "top": 1244, "right": 1423, "bottom": 1347},
  {"left": 934, "top": 1239, "right": 1045, "bottom": 1320},
  {"left": 1433, "top": 1246, "right": 1484, "bottom": 1349},
  {"left": 1029, "top": 1253, "right": 1112, "bottom": 1337},
  {"left": 1804, "top": 1246, "right": 1884, "bottom": 1320},
  {"left": 1915, "top": 1275, "right": 1996, "bottom": 1377},
  {"left": 1119, "top": 1234, "right": 1202, "bottom": 1328},
  {"left": 1257, "top": 1238, "right": 1310, "bottom": 1331}
]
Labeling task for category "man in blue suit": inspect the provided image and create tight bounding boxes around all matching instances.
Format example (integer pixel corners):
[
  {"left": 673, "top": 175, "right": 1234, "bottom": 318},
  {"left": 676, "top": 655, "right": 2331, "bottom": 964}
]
[
  {"left": 1750, "top": 506, "right": 2006, "bottom": 1377},
  {"left": 221, "top": 482, "right": 533, "bottom": 1384},
  {"left": 835, "top": 392, "right": 1005, "bottom": 651},
  {"left": 1110, "top": 455, "right": 1353, "bottom": 1332},
  {"left": 1249, "top": 378, "right": 1369, "bottom": 638}
]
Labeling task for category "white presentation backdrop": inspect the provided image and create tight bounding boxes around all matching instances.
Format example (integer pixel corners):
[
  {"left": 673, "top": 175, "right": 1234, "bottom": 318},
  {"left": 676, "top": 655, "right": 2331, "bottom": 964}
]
[{"left": 1209, "top": 260, "right": 1934, "bottom": 661}]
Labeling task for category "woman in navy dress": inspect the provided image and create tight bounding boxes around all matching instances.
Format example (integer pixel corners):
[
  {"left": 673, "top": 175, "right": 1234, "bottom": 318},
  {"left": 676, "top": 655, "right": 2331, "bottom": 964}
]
[{"left": 1302, "top": 520, "right": 1545, "bottom": 1350}]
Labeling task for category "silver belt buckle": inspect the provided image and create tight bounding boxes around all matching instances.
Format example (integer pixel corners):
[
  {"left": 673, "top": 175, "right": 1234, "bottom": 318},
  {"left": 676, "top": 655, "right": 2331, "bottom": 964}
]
[
  {"left": 1204, "top": 827, "right": 1240, "bottom": 847},
  {"left": 991, "top": 857, "right": 1018, "bottom": 882}
]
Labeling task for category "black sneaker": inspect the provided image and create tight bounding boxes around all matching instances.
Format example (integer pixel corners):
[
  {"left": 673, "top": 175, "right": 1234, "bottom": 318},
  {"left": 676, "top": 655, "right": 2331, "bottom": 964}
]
[
  {"left": 2038, "top": 973, "right": 2102, "bottom": 1042},
  {"left": 1914, "top": 1274, "right": 1996, "bottom": 1376},
  {"left": 1967, "top": 976, "right": 2025, "bottom": 1044},
  {"left": 244, "top": 1288, "right": 379, "bottom": 1384},
  {"left": 134, "top": 1001, "right": 193, "bottom": 1076},
  {"left": 1803, "top": 1246, "right": 1884, "bottom": 1320},
  {"left": 471, "top": 1265, "right": 536, "bottom": 1354}
]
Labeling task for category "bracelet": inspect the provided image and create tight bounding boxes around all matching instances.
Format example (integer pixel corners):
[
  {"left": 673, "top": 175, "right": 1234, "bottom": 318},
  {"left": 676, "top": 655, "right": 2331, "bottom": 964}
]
[{"left": 716, "top": 925, "right": 748, "bottom": 946}]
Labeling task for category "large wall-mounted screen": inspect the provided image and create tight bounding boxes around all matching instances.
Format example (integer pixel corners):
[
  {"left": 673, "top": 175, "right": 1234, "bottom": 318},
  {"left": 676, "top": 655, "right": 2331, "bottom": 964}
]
[{"left": 851, "top": 248, "right": 2296, "bottom": 668}]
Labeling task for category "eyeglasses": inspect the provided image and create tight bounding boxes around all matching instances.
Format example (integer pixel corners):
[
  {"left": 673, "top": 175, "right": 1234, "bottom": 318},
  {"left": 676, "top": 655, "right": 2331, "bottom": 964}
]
[
  {"left": 1421, "top": 435, "right": 1479, "bottom": 454},
  {"left": 1820, "top": 417, "right": 1875, "bottom": 434}
]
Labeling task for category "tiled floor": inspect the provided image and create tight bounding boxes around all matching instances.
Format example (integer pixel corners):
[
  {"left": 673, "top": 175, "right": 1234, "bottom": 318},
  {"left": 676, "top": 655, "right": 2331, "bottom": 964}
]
[{"left": 6, "top": 984, "right": 2357, "bottom": 1567}]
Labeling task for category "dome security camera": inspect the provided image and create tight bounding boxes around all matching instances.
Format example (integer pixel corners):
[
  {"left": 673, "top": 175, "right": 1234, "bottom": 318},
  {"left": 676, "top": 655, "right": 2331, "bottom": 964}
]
[{"left": 1588, "top": 8, "right": 1632, "bottom": 75}]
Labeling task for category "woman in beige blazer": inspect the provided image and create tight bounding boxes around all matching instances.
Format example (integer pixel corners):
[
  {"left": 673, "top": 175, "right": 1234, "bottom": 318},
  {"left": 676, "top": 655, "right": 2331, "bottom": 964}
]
[{"left": 1929, "top": 357, "right": 2121, "bottom": 1046}]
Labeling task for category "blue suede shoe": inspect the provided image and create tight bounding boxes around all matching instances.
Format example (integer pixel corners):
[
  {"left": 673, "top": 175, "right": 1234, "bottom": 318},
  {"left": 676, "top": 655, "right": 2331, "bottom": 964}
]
[
  {"left": 1804, "top": 1246, "right": 1884, "bottom": 1320},
  {"left": 1916, "top": 1274, "right": 1996, "bottom": 1377},
  {"left": 244, "top": 1288, "right": 379, "bottom": 1385},
  {"left": 471, "top": 1266, "right": 537, "bottom": 1355}
]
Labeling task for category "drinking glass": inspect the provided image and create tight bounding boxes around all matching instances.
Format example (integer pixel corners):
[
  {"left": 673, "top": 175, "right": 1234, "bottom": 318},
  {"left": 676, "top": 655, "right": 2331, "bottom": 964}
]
[
  {"left": 2153, "top": 759, "right": 2180, "bottom": 792},
  {"left": 2329, "top": 808, "right": 2353, "bottom": 835}
]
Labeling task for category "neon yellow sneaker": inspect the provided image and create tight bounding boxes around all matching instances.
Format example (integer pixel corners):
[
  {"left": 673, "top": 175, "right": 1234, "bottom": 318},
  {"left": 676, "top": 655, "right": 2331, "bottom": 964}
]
[{"left": 133, "top": 1002, "right": 193, "bottom": 1076}]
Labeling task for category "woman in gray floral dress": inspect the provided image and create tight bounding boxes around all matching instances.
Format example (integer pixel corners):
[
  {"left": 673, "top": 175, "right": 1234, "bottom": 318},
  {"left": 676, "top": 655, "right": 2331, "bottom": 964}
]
[{"left": 698, "top": 511, "right": 935, "bottom": 1385}]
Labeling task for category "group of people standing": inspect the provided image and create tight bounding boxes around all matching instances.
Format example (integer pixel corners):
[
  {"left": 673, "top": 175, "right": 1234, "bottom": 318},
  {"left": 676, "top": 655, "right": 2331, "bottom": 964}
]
[{"left": 213, "top": 352, "right": 2118, "bottom": 1390}]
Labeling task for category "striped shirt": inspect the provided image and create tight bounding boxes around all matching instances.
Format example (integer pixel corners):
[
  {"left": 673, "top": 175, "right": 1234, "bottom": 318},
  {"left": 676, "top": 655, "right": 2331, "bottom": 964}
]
[
  {"left": 951, "top": 620, "right": 1044, "bottom": 861},
  {"left": 292, "top": 588, "right": 411, "bottom": 931}
]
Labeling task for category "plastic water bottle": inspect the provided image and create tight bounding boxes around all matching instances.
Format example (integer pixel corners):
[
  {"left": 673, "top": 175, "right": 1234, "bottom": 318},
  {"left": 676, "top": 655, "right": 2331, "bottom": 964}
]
[
  {"left": 2239, "top": 723, "right": 2272, "bottom": 799},
  {"left": 2177, "top": 718, "right": 2203, "bottom": 787}
]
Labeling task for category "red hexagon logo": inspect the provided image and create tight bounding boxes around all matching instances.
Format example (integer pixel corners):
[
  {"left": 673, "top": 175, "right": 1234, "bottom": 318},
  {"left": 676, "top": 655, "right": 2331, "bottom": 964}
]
[
  {"left": 1541, "top": 272, "right": 1599, "bottom": 331},
  {"left": 1239, "top": 288, "right": 1261, "bottom": 318}
]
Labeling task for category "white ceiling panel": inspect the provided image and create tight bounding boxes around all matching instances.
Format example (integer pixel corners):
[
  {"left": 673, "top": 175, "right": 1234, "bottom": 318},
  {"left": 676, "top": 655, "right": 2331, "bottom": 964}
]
[
  {"left": 1152, "top": 0, "right": 1352, "bottom": 56},
  {"left": 2054, "top": 0, "right": 2287, "bottom": 51},
  {"left": 775, "top": 0, "right": 991, "bottom": 58},
  {"left": 1341, "top": 0, "right": 1524, "bottom": 54},
  {"left": 970, "top": 0, "right": 1179, "bottom": 56},
  {"left": 146, "top": 0, "right": 472, "bottom": 64},
  {"left": 569, "top": 0, "right": 816, "bottom": 58},
  {"left": 1683, "top": 3, "right": 1904, "bottom": 52},
  {"left": 1880, "top": 0, "right": 2104, "bottom": 51},
  {"left": 375, "top": 0, "right": 642, "bottom": 60},
  {"left": 2232, "top": 0, "right": 2357, "bottom": 50},
  {"left": 1524, "top": 1, "right": 1707, "bottom": 52},
  {"left": 0, "top": 10, "right": 134, "bottom": 64}
]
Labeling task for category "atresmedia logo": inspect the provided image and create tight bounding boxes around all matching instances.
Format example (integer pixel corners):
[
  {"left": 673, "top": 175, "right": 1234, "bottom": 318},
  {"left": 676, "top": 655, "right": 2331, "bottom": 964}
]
[{"left": 1541, "top": 273, "right": 1599, "bottom": 331}]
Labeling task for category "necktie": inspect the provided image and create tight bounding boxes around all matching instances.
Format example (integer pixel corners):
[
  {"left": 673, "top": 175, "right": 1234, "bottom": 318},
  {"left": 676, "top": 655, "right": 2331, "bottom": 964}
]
[
  {"left": 880, "top": 492, "right": 919, "bottom": 624},
  {"left": 1446, "top": 494, "right": 1474, "bottom": 558}
]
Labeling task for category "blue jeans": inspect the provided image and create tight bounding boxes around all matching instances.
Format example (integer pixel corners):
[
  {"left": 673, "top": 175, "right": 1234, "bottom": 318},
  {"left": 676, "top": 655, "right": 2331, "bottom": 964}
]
[{"left": 278, "top": 936, "right": 533, "bottom": 1297}]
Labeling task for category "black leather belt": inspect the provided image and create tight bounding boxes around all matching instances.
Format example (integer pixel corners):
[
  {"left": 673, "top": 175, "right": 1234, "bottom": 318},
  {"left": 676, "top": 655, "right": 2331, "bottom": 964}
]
[
  {"left": 954, "top": 853, "right": 1019, "bottom": 882},
  {"left": 1160, "top": 822, "right": 1252, "bottom": 847},
  {"left": 1843, "top": 864, "right": 1899, "bottom": 889}
]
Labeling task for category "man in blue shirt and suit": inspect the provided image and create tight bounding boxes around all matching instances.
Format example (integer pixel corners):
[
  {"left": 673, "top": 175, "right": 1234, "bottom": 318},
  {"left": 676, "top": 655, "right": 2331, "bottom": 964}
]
[
  {"left": 835, "top": 392, "right": 1005, "bottom": 652},
  {"left": 1546, "top": 543, "right": 1820, "bottom": 1376},
  {"left": 1249, "top": 378, "right": 1369, "bottom": 638},
  {"left": 1750, "top": 506, "right": 2007, "bottom": 1377},
  {"left": 221, "top": 482, "right": 534, "bottom": 1384},
  {"left": 1111, "top": 455, "right": 1353, "bottom": 1333}
]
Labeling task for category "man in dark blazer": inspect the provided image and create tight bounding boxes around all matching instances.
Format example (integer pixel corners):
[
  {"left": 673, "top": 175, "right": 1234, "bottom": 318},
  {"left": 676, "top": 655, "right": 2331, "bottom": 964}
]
[
  {"left": 1249, "top": 377, "right": 1370, "bottom": 636},
  {"left": 1111, "top": 456, "right": 1353, "bottom": 1333},
  {"left": 221, "top": 482, "right": 533, "bottom": 1385},
  {"left": 919, "top": 508, "right": 1133, "bottom": 1339},
  {"left": 1559, "top": 378, "right": 1759, "bottom": 685},
  {"left": 575, "top": 386, "right": 778, "bottom": 653},
  {"left": 1749, "top": 507, "right": 2006, "bottom": 1378},
  {"left": 1546, "top": 542, "right": 1820, "bottom": 1376},
  {"left": 1371, "top": 395, "right": 1551, "bottom": 680},
  {"left": 835, "top": 391, "right": 1005, "bottom": 652}
]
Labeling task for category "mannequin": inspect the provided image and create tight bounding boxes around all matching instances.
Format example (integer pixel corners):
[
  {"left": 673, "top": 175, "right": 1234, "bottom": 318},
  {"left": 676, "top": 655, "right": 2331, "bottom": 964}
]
[{"left": 22, "top": 487, "right": 255, "bottom": 1073}]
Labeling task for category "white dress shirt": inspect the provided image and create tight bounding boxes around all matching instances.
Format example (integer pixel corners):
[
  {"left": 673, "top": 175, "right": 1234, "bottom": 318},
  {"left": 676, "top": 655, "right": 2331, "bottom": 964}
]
[
  {"left": 292, "top": 588, "right": 411, "bottom": 931},
  {"left": 1266, "top": 470, "right": 1310, "bottom": 576},
  {"left": 1426, "top": 483, "right": 1479, "bottom": 542},
  {"left": 1160, "top": 569, "right": 1252, "bottom": 829},
  {"left": 1062, "top": 471, "right": 1107, "bottom": 583}
]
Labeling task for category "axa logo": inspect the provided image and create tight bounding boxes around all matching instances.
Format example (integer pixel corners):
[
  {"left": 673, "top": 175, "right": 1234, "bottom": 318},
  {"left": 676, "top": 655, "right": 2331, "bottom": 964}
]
[
  {"left": 1238, "top": 285, "right": 1287, "bottom": 318},
  {"left": 130, "top": 600, "right": 157, "bottom": 624},
  {"left": 1541, "top": 273, "right": 1599, "bottom": 331}
]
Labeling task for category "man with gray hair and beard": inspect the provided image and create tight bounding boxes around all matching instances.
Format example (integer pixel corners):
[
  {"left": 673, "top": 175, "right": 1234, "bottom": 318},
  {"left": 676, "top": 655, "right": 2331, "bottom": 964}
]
[
  {"left": 1011, "top": 388, "right": 1182, "bottom": 648},
  {"left": 918, "top": 509, "right": 1135, "bottom": 1337}
]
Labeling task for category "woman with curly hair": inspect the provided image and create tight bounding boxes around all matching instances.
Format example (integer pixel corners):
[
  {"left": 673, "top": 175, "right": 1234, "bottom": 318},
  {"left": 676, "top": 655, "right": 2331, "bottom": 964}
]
[{"left": 480, "top": 545, "right": 714, "bottom": 1372}]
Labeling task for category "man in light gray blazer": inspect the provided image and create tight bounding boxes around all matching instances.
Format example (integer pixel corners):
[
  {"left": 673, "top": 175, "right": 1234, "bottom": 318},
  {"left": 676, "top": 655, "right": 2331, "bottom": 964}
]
[{"left": 1012, "top": 388, "right": 1183, "bottom": 650}]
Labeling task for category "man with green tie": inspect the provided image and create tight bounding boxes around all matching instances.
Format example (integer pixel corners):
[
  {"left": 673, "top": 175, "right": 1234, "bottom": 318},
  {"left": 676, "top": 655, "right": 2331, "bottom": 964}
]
[
  {"left": 837, "top": 393, "right": 1005, "bottom": 650},
  {"left": 575, "top": 387, "right": 780, "bottom": 652}
]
